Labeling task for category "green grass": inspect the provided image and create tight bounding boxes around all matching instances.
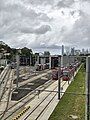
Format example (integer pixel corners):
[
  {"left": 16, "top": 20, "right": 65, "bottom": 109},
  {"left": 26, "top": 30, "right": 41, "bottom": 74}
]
[{"left": 49, "top": 65, "right": 85, "bottom": 120}]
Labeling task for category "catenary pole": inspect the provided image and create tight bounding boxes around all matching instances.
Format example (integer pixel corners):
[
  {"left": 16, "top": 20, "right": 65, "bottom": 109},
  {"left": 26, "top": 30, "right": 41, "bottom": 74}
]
[
  {"left": 58, "top": 56, "right": 61, "bottom": 100},
  {"left": 16, "top": 54, "right": 19, "bottom": 88}
]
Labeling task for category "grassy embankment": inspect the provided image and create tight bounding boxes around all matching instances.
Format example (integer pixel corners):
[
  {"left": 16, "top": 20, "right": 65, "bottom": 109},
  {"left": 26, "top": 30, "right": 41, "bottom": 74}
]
[{"left": 49, "top": 65, "right": 85, "bottom": 120}]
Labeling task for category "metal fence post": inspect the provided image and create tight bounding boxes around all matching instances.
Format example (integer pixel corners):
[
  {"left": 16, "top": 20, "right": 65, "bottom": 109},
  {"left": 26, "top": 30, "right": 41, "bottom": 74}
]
[{"left": 86, "top": 56, "right": 90, "bottom": 120}]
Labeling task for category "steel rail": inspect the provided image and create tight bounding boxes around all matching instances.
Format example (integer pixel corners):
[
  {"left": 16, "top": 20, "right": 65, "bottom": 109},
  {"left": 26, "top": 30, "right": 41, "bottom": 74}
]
[
  {"left": 0, "top": 69, "right": 14, "bottom": 119},
  {"left": 0, "top": 69, "right": 11, "bottom": 101},
  {"left": 23, "top": 81, "right": 67, "bottom": 120},
  {"left": 2, "top": 80, "right": 55, "bottom": 120}
]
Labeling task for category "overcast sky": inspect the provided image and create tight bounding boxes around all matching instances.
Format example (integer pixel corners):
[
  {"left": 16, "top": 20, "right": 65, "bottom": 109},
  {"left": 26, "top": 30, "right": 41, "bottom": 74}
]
[{"left": 0, "top": 0, "right": 90, "bottom": 54}]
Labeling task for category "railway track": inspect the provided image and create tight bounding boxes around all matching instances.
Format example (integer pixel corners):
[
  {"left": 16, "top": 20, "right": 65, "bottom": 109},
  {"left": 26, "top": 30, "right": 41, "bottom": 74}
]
[
  {"left": 0, "top": 70, "right": 51, "bottom": 116},
  {"left": 18, "top": 71, "right": 51, "bottom": 88},
  {"left": 18, "top": 80, "right": 67, "bottom": 120},
  {"left": 1, "top": 75, "right": 67, "bottom": 120},
  {"left": 0, "top": 69, "right": 11, "bottom": 101},
  {"left": 0, "top": 66, "right": 9, "bottom": 86},
  {"left": 0, "top": 65, "right": 80, "bottom": 120},
  {"left": 1, "top": 79, "right": 55, "bottom": 120},
  {"left": 23, "top": 87, "right": 57, "bottom": 120},
  {"left": 0, "top": 69, "right": 14, "bottom": 119},
  {"left": 13, "top": 69, "right": 51, "bottom": 82}
]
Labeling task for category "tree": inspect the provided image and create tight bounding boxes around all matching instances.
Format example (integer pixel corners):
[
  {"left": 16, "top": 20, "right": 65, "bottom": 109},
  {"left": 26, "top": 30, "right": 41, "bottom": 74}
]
[
  {"left": 21, "top": 47, "right": 33, "bottom": 56},
  {"left": 44, "top": 51, "right": 50, "bottom": 56}
]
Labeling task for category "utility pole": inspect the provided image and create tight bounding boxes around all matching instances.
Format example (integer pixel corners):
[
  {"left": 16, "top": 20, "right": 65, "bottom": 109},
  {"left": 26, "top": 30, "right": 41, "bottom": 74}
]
[
  {"left": 86, "top": 56, "right": 90, "bottom": 120},
  {"left": 25, "top": 57, "right": 27, "bottom": 77},
  {"left": 49, "top": 56, "right": 51, "bottom": 69},
  {"left": 16, "top": 54, "right": 19, "bottom": 88},
  {"left": 61, "top": 56, "right": 63, "bottom": 67},
  {"left": 38, "top": 55, "right": 39, "bottom": 64},
  {"left": 29, "top": 55, "right": 31, "bottom": 75},
  {"left": 61, "top": 45, "right": 64, "bottom": 67},
  {"left": 30, "top": 55, "right": 31, "bottom": 66},
  {"left": 58, "top": 56, "right": 61, "bottom": 100}
]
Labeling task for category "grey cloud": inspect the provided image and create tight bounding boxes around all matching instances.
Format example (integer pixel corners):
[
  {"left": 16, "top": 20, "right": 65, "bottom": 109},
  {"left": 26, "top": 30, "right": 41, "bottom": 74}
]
[
  {"left": 70, "top": 11, "right": 75, "bottom": 16},
  {"left": 0, "top": 0, "right": 43, "bottom": 28},
  {"left": 21, "top": 8, "right": 40, "bottom": 19},
  {"left": 35, "top": 25, "right": 51, "bottom": 34},
  {"left": 38, "top": 13, "right": 52, "bottom": 22},
  {"left": 24, "top": 0, "right": 54, "bottom": 5},
  {"left": 0, "top": 0, "right": 7, "bottom": 10},
  {"left": 33, "top": 44, "right": 61, "bottom": 49},
  {"left": 57, "top": 0, "right": 75, "bottom": 8},
  {"left": 20, "top": 27, "right": 34, "bottom": 34},
  {"left": 70, "top": 10, "right": 81, "bottom": 17},
  {"left": 62, "top": 12, "right": 90, "bottom": 48},
  {"left": 57, "top": 1, "right": 68, "bottom": 8},
  {"left": 20, "top": 25, "right": 51, "bottom": 34},
  {"left": 60, "top": 26, "right": 67, "bottom": 33},
  {"left": 29, "top": 37, "right": 61, "bottom": 49},
  {"left": 45, "top": 45, "right": 61, "bottom": 49},
  {"left": 78, "top": 10, "right": 85, "bottom": 16},
  {"left": 0, "top": 2, "right": 39, "bottom": 20},
  {"left": 0, "top": 0, "right": 52, "bottom": 38},
  {"left": 82, "top": 0, "right": 90, "bottom": 1}
]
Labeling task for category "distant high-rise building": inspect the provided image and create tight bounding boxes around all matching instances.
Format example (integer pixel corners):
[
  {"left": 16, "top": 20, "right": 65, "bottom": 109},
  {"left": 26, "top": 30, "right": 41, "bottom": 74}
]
[
  {"left": 82, "top": 48, "right": 85, "bottom": 54},
  {"left": 62, "top": 45, "right": 64, "bottom": 56},
  {"left": 65, "top": 46, "right": 70, "bottom": 55},
  {"left": 75, "top": 49, "right": 81, "bottom": 55},
  {"left": 86, "top": 49, "right": 89, "bottom": 54},
  {"left": 71, "top": 47, "right": 75, "bottom": 55}
]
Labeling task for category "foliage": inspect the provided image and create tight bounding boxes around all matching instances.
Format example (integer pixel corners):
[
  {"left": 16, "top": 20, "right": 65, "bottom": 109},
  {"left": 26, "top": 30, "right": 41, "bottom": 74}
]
[{"left": 21, "top": 47, "right": 33, "bottom": 56}]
